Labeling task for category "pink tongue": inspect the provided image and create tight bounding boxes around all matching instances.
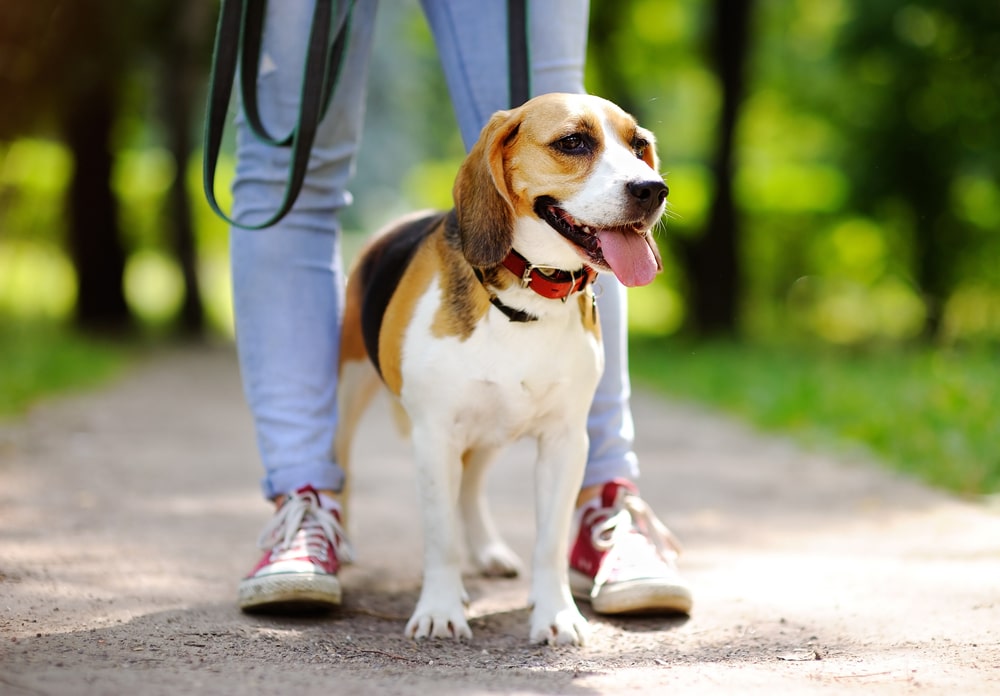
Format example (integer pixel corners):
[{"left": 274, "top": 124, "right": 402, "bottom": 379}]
[{"left": 597, "top": 231, "right": 659, "bottom": 287}]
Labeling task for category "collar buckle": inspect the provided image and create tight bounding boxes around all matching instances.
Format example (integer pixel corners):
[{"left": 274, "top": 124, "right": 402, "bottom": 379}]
[
  {"left": 503, "top": 249, "right": 594, "bottom": 301},
  {"left": 520, "top": 264, "right": 534, "bottom": 289}
]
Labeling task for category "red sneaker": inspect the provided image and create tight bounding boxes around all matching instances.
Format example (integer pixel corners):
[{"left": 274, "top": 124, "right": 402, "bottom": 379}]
[
  {"left": 238, "top": 486, "right": 353, "bottom": 613},
  {"left": 569, "top": 480, "right": 692, "bottom": 615}
]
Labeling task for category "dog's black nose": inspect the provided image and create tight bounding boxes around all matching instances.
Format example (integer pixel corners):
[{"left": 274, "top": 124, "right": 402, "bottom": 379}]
[{"left": 627, "top": 180, "right": 668, "bottom": 210}]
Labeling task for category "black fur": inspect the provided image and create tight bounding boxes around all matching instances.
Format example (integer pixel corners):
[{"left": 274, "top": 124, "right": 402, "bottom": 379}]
[{"left": 359, "top": 211, "right": 446, "bottom": 378}]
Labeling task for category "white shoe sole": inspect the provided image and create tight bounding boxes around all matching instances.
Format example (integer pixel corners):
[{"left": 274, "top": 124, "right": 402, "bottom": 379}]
[
  {"left": 569, "top": 568, "right": 692, "bottom": 615},
  {"left": 238, "top": 572, "right": 342, "bottom": 613}
]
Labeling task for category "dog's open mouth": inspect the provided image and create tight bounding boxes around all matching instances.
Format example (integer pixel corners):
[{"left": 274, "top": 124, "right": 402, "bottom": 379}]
[{"left": 534, "top": 197, "right": 663, "bottom": 287}]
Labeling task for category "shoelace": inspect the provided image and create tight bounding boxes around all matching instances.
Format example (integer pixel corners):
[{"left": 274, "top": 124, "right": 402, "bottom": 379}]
[
  {"left": 257, "top": 491, "right": 355, "bottom": 564},
  {"left": 585, "top": 492, "right": 682, "bottom": 597}
]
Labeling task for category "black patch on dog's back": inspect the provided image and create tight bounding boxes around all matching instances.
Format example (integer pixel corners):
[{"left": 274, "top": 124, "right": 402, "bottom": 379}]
[{"left": 359, "top": 211, "right": 447, "bottom": 377}]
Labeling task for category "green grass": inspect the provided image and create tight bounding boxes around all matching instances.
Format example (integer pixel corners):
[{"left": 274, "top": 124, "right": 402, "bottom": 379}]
[
  {"left": 0, "top": 322, "right": 130, "bottom": 418},
  {"left": 4, "top": 318, "right": 996, "bottom": 496},
  {"left": 630, "top": 339, "right": 1000, "bottom": 496}
]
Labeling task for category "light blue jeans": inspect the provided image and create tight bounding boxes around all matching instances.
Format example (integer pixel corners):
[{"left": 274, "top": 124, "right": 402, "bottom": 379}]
[{"left": 231, "top": 0, "right": 640, "bottom": 499}]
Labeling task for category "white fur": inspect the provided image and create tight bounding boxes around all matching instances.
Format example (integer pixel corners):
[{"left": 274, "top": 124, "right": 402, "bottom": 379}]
[
  {"left": 510, "top": 216, "right": 584, "bottom": 271},
  {"left": 341, "top": 95, "right": 664, "bottom": 647},
  {"left": 561, "top": 112, "right": 661, "bottom": 226},
  {"left": 401, "top": 277, "right": 602, "bottom": 645}
]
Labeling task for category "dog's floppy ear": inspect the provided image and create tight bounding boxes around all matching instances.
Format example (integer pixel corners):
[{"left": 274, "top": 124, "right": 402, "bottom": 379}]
[{"left": 452, "top": 109, "right": 521, "bottom": 267}]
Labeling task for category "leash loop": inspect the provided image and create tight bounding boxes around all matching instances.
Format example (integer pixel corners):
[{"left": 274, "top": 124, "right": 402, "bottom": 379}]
[
  {"left": 204, "top": 0, "right": 526, "bottom": 229},
  {"left": 202, "top": 0, "right": 355, "bottom": 230}
]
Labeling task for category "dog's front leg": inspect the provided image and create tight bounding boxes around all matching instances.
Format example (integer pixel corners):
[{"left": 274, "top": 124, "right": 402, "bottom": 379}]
[
  {"left": 529, "top": 429, "right": 590, "bottom": 646},
  {"left": 405, "top": 425, "right": 472, "bottom": 640}
]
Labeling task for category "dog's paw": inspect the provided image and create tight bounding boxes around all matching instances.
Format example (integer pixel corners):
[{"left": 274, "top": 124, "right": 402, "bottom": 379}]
[
  {"left": 473, "top": 542, "right": 524, "bottom": 578},
  {"left": 529, "top": 605, "right": 589, "bottom": 646},
  {"left": 405, "top": 603, "right": 472, "bottom": 641}
]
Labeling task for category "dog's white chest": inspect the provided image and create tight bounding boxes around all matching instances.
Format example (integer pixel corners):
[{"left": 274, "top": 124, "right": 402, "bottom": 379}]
[{"left": 398, "top": 280, "right": 603, "bottom": 447}]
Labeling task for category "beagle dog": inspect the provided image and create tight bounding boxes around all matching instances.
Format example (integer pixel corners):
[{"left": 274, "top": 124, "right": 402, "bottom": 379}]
[{"left": 336, "top": 93, "right": 667, "bottom": 645}]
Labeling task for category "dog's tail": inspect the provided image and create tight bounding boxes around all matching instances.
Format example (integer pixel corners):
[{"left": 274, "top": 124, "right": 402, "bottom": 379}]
[{"left": 335, "top": 261, "right": 384, "bottom": 528}]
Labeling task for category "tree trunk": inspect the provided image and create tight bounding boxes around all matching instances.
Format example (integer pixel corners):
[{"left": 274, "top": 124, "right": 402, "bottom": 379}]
[
  {"left": 161, "top": 0, "right": 209, "bottom": 336},
  {"left": 683, "top": 0, "right": 754, "bottom": 336},
  {"left": 65, "top": 79, "right": 131, "bottom": 332},
  {"left": 163, "top": 61, "right": 204, "bottom": 335},
  {"left": 587, "top": 0, "right": 642, "bottom": 119}
]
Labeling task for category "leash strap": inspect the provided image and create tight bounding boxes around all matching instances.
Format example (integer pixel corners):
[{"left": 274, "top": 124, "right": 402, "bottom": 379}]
[
  {"left": 202, "top": 0, "right": 354, "bottom": 229},
  {"left": 507, "top": 0, "right": 531, "bottom": 108},
  {"left": 204, "top": 0, "right": 526, "bottom": 228}
]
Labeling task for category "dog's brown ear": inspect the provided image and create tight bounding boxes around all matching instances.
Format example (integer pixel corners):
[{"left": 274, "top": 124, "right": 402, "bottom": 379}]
[
  {"left": 452, "top": 109, "right": 520, "bottom": 267},
  {"left": 637, "top": 125, "right": 660, "bottom": 173}
]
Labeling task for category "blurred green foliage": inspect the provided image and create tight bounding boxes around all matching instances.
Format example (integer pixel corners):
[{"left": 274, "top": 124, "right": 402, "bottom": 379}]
[
  {"left": 631, "top": 339, "right": 1000, "bottom": 495},
  {"left": 1, "top": 0, "right": 997, "bottom": 494},
  {"left": 0, "top": 321, "right": 128, "bottom": 418},
  {"left": 2, "top": 0, "right": 999, "bottom": 344}
]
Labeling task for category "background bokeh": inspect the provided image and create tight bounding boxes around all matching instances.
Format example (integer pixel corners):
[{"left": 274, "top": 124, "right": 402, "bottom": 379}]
[
  {"left": 2, "top": 0, "right": 997, "bottom": 344},
  {"left": 2, "top": 0, "right": 998, "bottom": 494}
]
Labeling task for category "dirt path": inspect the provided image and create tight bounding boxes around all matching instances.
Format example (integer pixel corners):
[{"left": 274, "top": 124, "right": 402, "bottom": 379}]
[{"left": 1, "top": 346, "right": 998, "bottom": 695}]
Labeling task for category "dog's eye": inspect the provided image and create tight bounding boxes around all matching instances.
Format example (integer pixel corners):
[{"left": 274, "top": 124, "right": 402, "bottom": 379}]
[
  {"left": 554, "top": 134, "right": 590, "bottom": 155},
  {"left": 632, "top": 137, "right": 649, "bottom": 159}
]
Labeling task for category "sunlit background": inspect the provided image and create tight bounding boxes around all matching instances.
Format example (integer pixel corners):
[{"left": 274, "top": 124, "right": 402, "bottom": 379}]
[
  {"left": 1, "top": 0, "right": 998, "bottom": 493},
  {"left": 3, "top": 0, "right": 998, "bottom": 343}
]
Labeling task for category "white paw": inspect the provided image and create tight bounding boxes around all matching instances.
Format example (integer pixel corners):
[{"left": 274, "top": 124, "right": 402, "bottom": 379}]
[
  {"left": 405, "top": 600, "right": 472, "bottom": 641},
  {"left": 473, "top": 542, "right": 524, "bottom": 578},
  {"left": 529, "top": 605, "right": 589, "bottom": 646}
]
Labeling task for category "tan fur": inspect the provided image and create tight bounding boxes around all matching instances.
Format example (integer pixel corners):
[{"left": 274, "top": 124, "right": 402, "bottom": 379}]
[
  {"left": 502, "top": 96, "right": 660, "bottom": 222},
  {"left": 452, "top": 112, "right": 519, "bottom": 267},
  {"left": 451, "top": 93, "right": 661, "bottom": 275},
  {"left": 335, "top": 94, "right": 667, "bottom": 645},
  {"left": 578, "top": 291, "right": 601, "bottom": 339},
  {"left": 339, "top": 271, "right": 369, "bottom": 366},
  {"left": 503, "top": 107, "right": 598, "bottom": 212},
  {"left": 336, "top": 260, "right": 380, "bottom": 524},
  {"left": 430, "top": 233, "right": 492, "bottom": 340}
]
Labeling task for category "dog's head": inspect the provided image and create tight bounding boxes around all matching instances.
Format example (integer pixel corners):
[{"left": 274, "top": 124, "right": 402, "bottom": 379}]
[{"left": 452, "top": 93, "right": 666, "bottom": 287}]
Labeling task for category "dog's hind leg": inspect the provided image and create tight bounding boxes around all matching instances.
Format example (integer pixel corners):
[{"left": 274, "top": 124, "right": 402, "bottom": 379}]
[
  {"left": 334, "top": 356, "right": 381, "bottom": 530},
  {"left": 460, "top": 447, "right": 524, "bottom": 578}
]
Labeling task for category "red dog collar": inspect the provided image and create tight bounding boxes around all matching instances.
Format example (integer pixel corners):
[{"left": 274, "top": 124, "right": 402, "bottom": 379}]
[{"left": 500, "top": 249, "right": 597, "bottom": 301}]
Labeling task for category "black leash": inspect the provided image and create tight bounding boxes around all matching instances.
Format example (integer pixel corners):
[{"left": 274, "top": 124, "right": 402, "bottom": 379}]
[
  {"left": 507, "top": 0, "right": 531, "bottom": 108},
  {"left": 203, "top": 0, "right": 528, "bottom": 229},
  {"left": 202, "top": 0, "right": 354, "bottom": 229}
]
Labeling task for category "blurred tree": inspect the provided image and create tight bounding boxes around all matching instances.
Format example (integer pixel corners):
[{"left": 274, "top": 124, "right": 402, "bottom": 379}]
[
  {"left": 0, "top": 4, "right": 52, "bottom": 135},
  {"left": 833, "top": 0, "right": 1000, "bottom": 336},
  {"left": 587, "top": 2, "right": 643, "bottom": 120},
  {"left": 152, "top": 0, "right": 213, "bottom": 335},
  {"left": 682, "top": 0, "right": 754, "bottom": 336},
  {"left": 0, "top": 0, "right": 211, "bottom": 334},
  {"left": 65, "top": 1, "right": 136, "bottom": 331},
  {"left": 589, "top": 0, "right": 752, "bottom": 337},
  {"left": 1, "top": 0, "right": 132, "bottom": 330},
  {"left": 64, "top": 73, "right": 132, "bottom": 329}
]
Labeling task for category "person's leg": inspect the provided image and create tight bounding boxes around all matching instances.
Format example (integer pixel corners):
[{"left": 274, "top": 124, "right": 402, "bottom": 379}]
[
  {"left": 231, "top": 0, "right": 377, "bottom": 500},
  {"left": 420, "top": 0, "right": 690, "bottom": 616},
  {"left": 419, "top": 0, "right": 588, "bottom": 148},
  {"left": 231, "top": 0, "right": 378, "bottom": 612},
  {"left": 419, "top": 0, "right": 636, "bottom": 483},
  {"left": 581, "top": 277, "right": 640, "bottom": 486}
]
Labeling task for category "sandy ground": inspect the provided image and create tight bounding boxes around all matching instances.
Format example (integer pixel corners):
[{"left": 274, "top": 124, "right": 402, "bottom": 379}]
[{"left": 1, "top": 345, "right": 999, "bottom": 695}]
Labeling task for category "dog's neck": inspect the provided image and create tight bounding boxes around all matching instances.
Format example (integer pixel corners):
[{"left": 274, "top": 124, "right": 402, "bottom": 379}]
[
  {"left": 499, "top": 249, "right": 597, "bottom": 301},
  {"left": 472, "top": 249, "right": 596, "bottom": 323},
  {"left": 447, "top": 210, "right": 596, "bottom": 323}
]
